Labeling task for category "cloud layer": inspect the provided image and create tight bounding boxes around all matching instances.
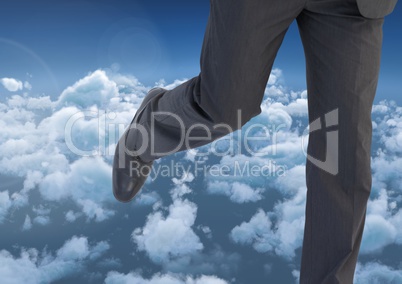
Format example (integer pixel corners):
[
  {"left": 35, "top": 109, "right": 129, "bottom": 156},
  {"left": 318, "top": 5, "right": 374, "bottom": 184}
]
[
  {"left": 1, "top": 68, "right": 402, "bottom": 282},
  {"left": 0, "top": 236, "right": 109, "bottom": 284}
]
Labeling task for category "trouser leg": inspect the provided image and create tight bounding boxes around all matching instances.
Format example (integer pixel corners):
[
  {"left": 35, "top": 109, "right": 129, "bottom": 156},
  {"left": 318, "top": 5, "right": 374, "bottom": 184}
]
[
  {"left": 297, "top": 2, "right": 384, "bottom": 283},
  {"left": 131, "top": 0, "right": 305, "bottom": 162}
]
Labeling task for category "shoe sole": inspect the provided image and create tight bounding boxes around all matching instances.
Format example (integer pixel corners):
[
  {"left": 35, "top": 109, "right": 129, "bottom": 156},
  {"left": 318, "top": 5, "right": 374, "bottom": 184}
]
[{"left": 113, "top": 87, "right": 166, "bottom": 203}]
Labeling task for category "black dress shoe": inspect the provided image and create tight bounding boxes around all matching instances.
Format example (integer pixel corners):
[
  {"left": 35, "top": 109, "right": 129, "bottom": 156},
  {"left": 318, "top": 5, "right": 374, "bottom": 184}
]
[{"left": 112, "top": 87, "right": 166, "bottom": 202}]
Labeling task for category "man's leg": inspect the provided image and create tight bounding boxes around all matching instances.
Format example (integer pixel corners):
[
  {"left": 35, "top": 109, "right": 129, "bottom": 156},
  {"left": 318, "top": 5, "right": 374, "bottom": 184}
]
[
  {"left": 129, "top": 0, "right": 305, "bottom": 163},
  {"left": 297, "top": 1, "right": 384, "bottom": 283}
]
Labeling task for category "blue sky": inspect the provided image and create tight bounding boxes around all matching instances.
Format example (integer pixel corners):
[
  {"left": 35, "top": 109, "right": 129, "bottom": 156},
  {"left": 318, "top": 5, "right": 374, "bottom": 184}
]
[
  {"left": 0, "top": 0, "right": 401, "bottom": 101},
  {"left": 1, "top": 1, "right": 402, "bottom": 283}
]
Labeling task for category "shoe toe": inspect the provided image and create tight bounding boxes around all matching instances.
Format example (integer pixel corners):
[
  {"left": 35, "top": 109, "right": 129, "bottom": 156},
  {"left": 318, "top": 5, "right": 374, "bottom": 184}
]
[
  {"left": 111, "top": 87, "right": 164, "bottom": 203},
  {"left": 113, "top": 169, "right": 141, "bottom": 203}
]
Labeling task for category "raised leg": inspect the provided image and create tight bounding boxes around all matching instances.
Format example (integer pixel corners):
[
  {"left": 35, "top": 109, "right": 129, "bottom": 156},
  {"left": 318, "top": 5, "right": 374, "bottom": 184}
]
[{"left": 130, "top": 0, "right": 305, "bottom": 162}]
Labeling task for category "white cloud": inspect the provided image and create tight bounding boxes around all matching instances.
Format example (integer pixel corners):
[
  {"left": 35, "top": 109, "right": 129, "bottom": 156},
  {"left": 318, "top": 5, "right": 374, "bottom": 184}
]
[
  {"left": 107, "top": 71, "right": 147, "bottom": 95},
  {"left": 267, "top": 68, "right": 283, "bottom": 86},
  {"left": 360, "top": 214, "right": 396, "bottom": 254},
  {"left": 130, "top": 175, "right": 240, "bottom": 275},
  {"left": 259, "top": 106, "right": 293, "bottom": 132},
  {"left": 275, "top": 165, "right": 306, "bottom": 195},
  {"left": 371, "top": 151, "right": 402, "bottom": 195},
  {"left": 22, "top": 215, "right": 32, "bottom": 231},
  {"left": 0, "top": 189, "right": 34, "bottom": 225},
  {"left": 24, "top": 81, "right": 32, "bottom": 90},
  {"left": 358, "top": 188, "right": 402, "bottom": 254},
  {"left": 264, "top": 82, "right": 288, "bottom": 103},
  {"left": 26, "top": 96, "right": 53, "bottom": 110},
  {"left": 33, "top": 205, "right": 51, "bottom": 215},
  {"left": 22, "top": 171, "right": 43, "bottom": 192},
  {"left": 197, "top": 225, "right": 212, "bottom": 239},
  {"left": 33, "top": 215, "right": 50, "bottom": 226},
  {"left": 97, "top": 257, "right": 122, "bottom": 269},
  {"left": 31, "top": 205, "right": 51, "bottom": 226},
  {"left": 155, "top": 78, "right": 188, "bottom": 91},
  {"left": 372, "top": 100, "right": 390, "bottom": 114},
  {"left": 354, "top": 262, "right": 402, "bottom": 284},
  {"left": 206, "top": 181, "right": 264, "bottom": 203},
  {"left": 105, "top": 271, "right": 228, "bottom": 284},
  {"left": 230, "top": 209, "right": 273, "bottom": 249},
  {"left": 372, "top": 100, "right": 402, "bottom": 156},
  {"left": 56, "top": 236, "right": 91, "bottom": 260},
  {"left": 0, "top": 236, "right": 109, "bottom": 284},
  {"left": 1, "top": 78, "right": 23, "bottom": 92},
  {"left": 170, "top": 173, "right": 195, "bottom": 199},
  {"left": 358, "top": 101, "right": 402, "bottom": 254},
  {"left": 229, "top": 182, "right": 306, "bottom": 260},
  {"left": 57, "top": 70, "right": 118, "bottom": 109},
  {"left": 230, "top": 182, "right": 264, "bottom": 203},
  {"left": 133, "top": 191, "right": 161, "bottom": 207},
  {"left": 77, "top": 199, "right": 115, "bottom": 222},
  {"left": 38, "top": 156, "right": 115, "bottom": 221},
  {"left": 65, "top": 210, "right": 82, "bottom": 222},
  {"left": 0, "top": 191, "right": 12, "bottom": 223},
  {"left": 184, "top": 149, "right": 199, "bottom": 162},
  {"left": 269, "top": 98, "right": 308, "bottom": 117},
  {"left": 132, "top": 199, "right": 203, "bottom": 265},
  {"left": 4, "top": 95, "right": 53, "bottom": 111},
  {"left": 269, "top": 189, "right": 305, "bottom": 258}
]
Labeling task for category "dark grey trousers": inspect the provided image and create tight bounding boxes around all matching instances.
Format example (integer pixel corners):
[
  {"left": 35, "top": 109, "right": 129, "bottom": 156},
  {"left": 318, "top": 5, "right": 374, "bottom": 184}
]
[{"left": 131, "top": 0, "right": 384, "bottom": 282}]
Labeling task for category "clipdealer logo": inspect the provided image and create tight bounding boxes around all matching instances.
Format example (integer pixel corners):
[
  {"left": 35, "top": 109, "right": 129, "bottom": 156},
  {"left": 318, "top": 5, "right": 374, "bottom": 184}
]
[{"left": 64, "top": 108, "right": 339, "bottom": 176}]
